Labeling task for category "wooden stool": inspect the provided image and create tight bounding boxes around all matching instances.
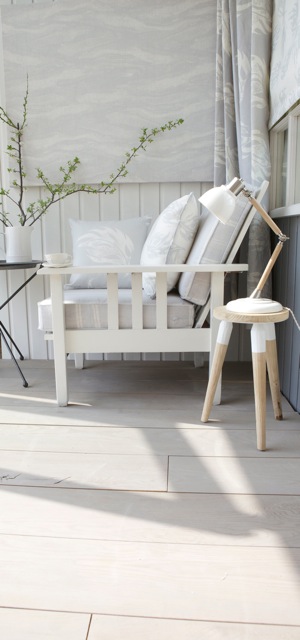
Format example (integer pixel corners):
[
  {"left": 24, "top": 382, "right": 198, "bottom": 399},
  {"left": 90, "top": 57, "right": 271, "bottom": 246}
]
[{"left": 201, "top": 306, "right": 289, "bottom": 450}]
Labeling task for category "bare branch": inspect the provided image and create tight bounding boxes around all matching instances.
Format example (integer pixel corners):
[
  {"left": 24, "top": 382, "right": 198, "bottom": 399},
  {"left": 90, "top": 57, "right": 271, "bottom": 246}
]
[{"left": 0, "top": 78, "right": 184, "bottom": 227}]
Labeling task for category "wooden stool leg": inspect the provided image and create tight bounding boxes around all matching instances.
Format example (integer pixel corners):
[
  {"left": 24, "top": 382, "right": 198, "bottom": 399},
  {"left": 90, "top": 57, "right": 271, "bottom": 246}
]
[
  {"left": 265, "top": 323, "right": 283, "bottom": 420},
  {"left": 251, "top": 324, "right": 267, "bottom": 451},
  {"left": 201, "top": 321, "right": 233, "bottom": 422}
]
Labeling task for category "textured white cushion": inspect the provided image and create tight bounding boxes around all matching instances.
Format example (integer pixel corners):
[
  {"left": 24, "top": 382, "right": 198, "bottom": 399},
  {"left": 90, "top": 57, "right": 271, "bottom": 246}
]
[
  {"left": 68, "top": 217, "right": 151, "bottom": 288},
  {"left": 178, "top": 193, "right": 252, "bottom": 305},
  {"left": 38, "top": 289, "right": 195, "bottom": 330},
  {"left": 140, "top": 193, "right": 200, "bottom": 298}
]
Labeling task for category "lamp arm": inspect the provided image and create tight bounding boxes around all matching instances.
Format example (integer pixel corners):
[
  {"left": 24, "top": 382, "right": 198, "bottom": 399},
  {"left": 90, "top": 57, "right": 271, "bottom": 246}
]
[
  {"left": 248, "top": 194, "right": 286, "bottom": 239},
  {"left": 250, "top": 240, "right": 284, "bottom": 298},
  {"left": 245, "top": 193, "right": 288, "bottom": 299}
]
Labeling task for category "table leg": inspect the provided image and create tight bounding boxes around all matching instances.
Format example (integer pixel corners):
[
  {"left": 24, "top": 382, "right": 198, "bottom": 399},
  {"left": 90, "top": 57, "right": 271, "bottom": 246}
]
[
  {"left": 251, "top": 324, "right": 267, "bottom": 451},
  {"left": 0, "top": 265, "right": 39, "bottom": 388},
  {"left": 0, "top": 327, "right": 28, "bottom": 387},
  {"left": 201, "top": 320, "right": 233, "bottom": 422},
  {"left": 265, "top": 323, "right": 283, "bottom": 420},
  {"left": 0, "top": 320, "right": 25, "bottom": 360}
]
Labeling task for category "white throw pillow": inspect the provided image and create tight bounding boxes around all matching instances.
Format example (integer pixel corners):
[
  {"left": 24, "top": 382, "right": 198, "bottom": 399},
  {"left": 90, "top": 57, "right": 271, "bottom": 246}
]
[
  {"left": 140, "top": 193, "right": 199, "bottom": 297},
  {"left": 178, "top": 193, "right": 252, "bottom": 305},
  {"left": 68, "top": 217, "right": 151, "bottom": 288}
]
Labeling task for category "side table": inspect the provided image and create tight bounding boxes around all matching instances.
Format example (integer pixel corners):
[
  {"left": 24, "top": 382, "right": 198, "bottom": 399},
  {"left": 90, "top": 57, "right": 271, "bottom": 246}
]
[
  {"left": 0, "top": 260, "right": 42, "bottom": 387},
  {"left": 201, "top": 305, "right": 289, "bottom": 450}
]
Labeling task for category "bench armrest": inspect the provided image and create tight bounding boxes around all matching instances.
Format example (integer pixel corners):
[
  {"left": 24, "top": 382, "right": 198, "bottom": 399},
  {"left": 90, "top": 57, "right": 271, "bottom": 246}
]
[{"left": 38, "top": 263, "right": 248, "bottom": 276}]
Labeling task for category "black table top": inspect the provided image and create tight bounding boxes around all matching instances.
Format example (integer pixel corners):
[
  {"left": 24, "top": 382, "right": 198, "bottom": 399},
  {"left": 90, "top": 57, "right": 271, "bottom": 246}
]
[{"left": 0, "top": 260, "right": 42, "bottom": 270}]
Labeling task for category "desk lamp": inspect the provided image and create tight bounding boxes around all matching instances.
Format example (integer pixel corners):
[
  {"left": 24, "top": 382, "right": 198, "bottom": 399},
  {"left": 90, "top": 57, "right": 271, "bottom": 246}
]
[{"left": 199, "top": 177, "right": 288, "bottom": 313}]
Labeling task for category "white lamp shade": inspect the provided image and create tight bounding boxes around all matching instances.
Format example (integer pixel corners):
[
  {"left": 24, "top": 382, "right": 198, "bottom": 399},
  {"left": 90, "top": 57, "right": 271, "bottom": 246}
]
[{"left": 199, "top": 185, "right": 237, "bottom": 223}]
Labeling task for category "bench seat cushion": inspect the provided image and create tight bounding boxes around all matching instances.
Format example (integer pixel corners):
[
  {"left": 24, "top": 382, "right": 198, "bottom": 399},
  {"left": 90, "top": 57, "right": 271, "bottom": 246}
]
[{"left": 38, "top": 289, "right": 195, "bottom": 331}]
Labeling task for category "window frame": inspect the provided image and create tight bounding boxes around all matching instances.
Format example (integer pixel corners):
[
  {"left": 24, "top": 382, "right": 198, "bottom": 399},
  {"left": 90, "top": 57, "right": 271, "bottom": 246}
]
[{"left": 270, "top": 102, "right": 300, "bottom": 218}]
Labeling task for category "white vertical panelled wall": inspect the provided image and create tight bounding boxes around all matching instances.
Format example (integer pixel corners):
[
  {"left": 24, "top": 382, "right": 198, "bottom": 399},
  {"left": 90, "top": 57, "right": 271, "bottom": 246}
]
[{"left": 1, "top": 181, "right": 214, "bottom": 361}]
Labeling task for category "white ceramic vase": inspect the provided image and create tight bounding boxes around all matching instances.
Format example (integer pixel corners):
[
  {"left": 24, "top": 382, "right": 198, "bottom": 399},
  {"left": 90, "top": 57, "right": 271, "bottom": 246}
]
[{"left": 5, "top": 226, "right": 33, "bottom": 263}]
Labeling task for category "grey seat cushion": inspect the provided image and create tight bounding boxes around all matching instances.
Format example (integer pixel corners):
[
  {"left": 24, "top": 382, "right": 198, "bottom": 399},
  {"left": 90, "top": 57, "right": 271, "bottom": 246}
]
[{"left": 38, "top": 289, "right": 195, "bottom": 331}]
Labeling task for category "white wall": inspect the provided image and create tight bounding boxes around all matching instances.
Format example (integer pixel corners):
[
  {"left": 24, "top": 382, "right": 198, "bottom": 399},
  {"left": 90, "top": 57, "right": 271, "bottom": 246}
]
[
  {"left": 1, "top": 0, "right": 216, "bottom": 184},
  {"left": 0, "top": 0, "right": 244, "bottom": 363}
]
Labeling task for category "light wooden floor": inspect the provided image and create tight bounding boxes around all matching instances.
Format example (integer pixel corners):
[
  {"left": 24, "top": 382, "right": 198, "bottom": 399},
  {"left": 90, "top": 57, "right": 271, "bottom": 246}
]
[{"left": 0, "top": 358, "right": 300, "bottom": 639}]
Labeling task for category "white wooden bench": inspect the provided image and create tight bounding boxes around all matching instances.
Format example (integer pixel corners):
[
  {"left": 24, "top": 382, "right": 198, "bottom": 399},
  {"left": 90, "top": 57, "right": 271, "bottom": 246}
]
[
  {"left": 37, "top": 262, "right": 247, "bottom": 406},
  {"left": 37, "top": 181, "right": 268, "bottom": 407}
]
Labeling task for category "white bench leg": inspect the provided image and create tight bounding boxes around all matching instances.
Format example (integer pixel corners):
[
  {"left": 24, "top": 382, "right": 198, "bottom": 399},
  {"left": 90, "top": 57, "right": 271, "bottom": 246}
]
[
  {"left": 74, "top": 353, "right": 84, "bottom": 369},
  {"left": 50, "top": 274, "right": 68, "bottom": 407}
]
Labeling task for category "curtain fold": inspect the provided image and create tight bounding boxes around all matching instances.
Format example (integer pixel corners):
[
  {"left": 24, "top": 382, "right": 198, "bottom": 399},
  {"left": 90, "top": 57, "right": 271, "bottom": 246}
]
[{"left": 214, "top": 0, "right": 273, "bottom": 297}]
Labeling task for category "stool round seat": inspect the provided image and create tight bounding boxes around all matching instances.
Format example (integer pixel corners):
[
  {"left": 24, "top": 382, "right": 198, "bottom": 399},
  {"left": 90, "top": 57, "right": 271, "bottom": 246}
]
[
  {"left": 201, "top": 304, "right": 289, "bottom": 451},
  {"left": 213, "top": 305, "right": 289, "bottom": 325}
]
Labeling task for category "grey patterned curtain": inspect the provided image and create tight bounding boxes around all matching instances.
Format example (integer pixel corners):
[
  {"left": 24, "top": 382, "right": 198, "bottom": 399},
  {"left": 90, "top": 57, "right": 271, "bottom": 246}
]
[{"left": 214, "top": 0, "right": 273, "bottom": 297}]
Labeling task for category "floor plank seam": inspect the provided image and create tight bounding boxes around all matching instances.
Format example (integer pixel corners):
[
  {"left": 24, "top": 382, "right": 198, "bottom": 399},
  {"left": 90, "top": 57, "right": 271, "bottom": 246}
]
[
  {"left": 2, "top": 606, "right": 300, "bottom": 627},
  {"left": 1, "top": 532, "right": 300, "bottom": 549},
  {"left": 85, "top": 614, "right": 93, "bottom": 640}
]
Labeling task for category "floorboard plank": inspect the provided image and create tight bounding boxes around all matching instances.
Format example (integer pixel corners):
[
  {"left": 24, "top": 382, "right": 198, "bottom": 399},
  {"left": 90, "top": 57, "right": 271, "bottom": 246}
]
[
  {"left": 0, "top": 487, "right": 299, "bottom": 548},
  {"left": 0, "top": 423, "right": 299, "bottom": 455},
  {"left": 0, "top": 535, "right": 300, "bottom": 625},
  {"left": 168, "top": 456, "right": 300, "bottom": 494},
  {"left": 0, "top": 451, "right": 168, "bottom": 491},
  {"left": 89, "top": 614, "right": 300, "bottom": 640},
  {"left": 0, "top": 608, "right": 90, "bottom": 640},
  {"left": 0, "top": 387, "right": 293, "bottom": 413}
]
